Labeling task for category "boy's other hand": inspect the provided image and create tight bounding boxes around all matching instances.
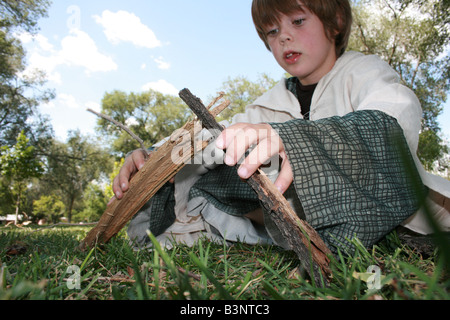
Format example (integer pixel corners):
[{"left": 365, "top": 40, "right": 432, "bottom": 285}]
[
  {"left": 109, "top": 149, "right": 147, "bottom": 204},
  {"left": 216, "top": 123, "right": 293, "bottom": 194}
]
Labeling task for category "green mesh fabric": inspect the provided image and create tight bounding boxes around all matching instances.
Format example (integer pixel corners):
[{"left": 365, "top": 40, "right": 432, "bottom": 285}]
[{"left": 271, "top": 110, "right": 426, "bottom": 252}]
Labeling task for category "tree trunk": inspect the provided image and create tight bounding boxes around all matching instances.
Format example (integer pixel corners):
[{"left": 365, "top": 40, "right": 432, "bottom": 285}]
[
  {"left": 67, "top": 196, "right": 75, "bottom": 223},
  {"left": 14, "top": 190, "right": 20, "bottom": 225}
]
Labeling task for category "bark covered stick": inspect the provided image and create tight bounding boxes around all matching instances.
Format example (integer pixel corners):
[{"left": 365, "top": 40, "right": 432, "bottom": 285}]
[
  {"left": 79, "top": 95, "right": 230, "bottom": 250},
  {"left": 87, "top": 108, "right": 147, "bottom": 151},
  {"left": 246, "top": 173, "right": 332, "bottom": 283},
  {"left": 179, "top": 88, "right": 332, "bottom": 285}
]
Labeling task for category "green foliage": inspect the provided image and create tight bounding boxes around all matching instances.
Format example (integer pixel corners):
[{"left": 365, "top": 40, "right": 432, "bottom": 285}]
[
  {"left": 0, "top": 178, "right": 14, "bottom": 216},
  {"left": 43, "top": 131, "right": 113, "bottom": 222},
  {"left": 0, "top": 131, "right": 44, "bottom": 221},
  {"left": 349, "top": 0, "right": 450, "bottom": 168},
  {"left": 0, "top": 0, "right": 51, "bottom": 32},
  {"left": 216, "top": 73, "right": 277, "bottom": 122},
  {"left": 0, "top": 0, "right": 54, "bottom": 147},
  {"left": 74, "top": 183, "right": 108, "bottom": 223},
  {"left": 0, "top": 131, "right": 43, "bottom": 181},
  {"left": 418, "top": 129, "right": 449, "bottom": 171},
  {"left": 97, "top": 89, "right": 191, "bottom": 156},
  {"left": 32, "top": 194, "right": 65, "bottom": 223}
]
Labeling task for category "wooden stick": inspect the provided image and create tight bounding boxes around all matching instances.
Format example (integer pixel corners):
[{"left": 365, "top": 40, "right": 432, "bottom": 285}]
[
  {"left": 87, "top": 108, "right": 147, "bottom": 151},
  {"left": 79, "top": 94, "right": 230, "bottom": 250},
  {"left": 179, "top": 88, "right": 332, "bottom": 286}
]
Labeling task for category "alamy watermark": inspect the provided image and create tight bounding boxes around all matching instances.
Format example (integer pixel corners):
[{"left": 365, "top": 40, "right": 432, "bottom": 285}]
[
  {"left": 66, "top": 265, "right": 81, "bottom": 290},
  {"left": 366, "top": 265, "right": 382, "bottom": 290},
  {"left": 66, "top": 5, "right": 81, "bottom": 30}
]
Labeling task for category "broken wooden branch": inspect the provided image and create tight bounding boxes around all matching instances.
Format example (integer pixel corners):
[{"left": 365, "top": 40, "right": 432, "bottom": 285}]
[
  {"left": 246, "top": 174, "right": 332, "bottom": 285},
  {"left": 87, "top": 108, "right": 147, "bottom": 151},
  {"left": 179, "top": 88, "right": 332, "bottom": 286},
  {"left": 79, "top": 94, "right": 230, "bottom": 250}
]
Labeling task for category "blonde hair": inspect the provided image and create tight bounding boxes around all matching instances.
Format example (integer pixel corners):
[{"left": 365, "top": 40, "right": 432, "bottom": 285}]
[{"left": 252, "top": 0, "right": 353, "bottom": 57}]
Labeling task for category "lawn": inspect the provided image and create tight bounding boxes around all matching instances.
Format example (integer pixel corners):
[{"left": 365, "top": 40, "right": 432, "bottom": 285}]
[{"left": 0, "top": 224, "right": 448, "bottom": 301}]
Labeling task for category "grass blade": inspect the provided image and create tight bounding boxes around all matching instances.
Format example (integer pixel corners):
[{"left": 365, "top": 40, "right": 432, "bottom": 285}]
[{"left": 188, "top": 252, "right": 233, "bottom": 300}]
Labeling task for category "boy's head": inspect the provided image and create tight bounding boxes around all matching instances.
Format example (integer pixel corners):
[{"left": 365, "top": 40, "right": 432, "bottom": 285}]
[{"left": 252, "top": 0, "right": 352, "bottom": 58}]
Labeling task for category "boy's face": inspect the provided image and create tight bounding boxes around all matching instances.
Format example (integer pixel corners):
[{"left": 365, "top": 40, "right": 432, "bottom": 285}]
[{"left": 264, "top": 6, "right": 337, "bottom": 85}]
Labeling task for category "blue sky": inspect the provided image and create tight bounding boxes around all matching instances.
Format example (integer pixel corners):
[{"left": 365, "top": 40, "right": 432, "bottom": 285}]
[{"left": 19, "top": 0, "right": 449, "bottom": 142}]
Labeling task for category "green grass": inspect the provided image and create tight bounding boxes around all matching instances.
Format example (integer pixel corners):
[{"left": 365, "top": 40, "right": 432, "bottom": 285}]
[{"left": 0, "top": 224, "right": 448, "bottom": 300}]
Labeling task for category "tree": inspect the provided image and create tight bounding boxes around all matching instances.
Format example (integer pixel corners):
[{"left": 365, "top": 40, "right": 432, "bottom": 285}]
[
  {"left": 43, "top": 131, "right": 112, "bottom": 222},
  {"left": 349, "top": 0, "right": 450, "bottom": 170},
  {"left": 216, "top": 74, "right": 277, "bottom": 121},
  {"left": 74, "top": 183, "right": 108, "bottom": 223},
  {"left": 0, "top": 130, "right": 44, "bottom": 223},
  {"left": 33, "top": 194, "right": 65, "bottom": 224},
  {"left": 0, "top": 177, "right": 14, "bottom": 217},
  {"left": 0, "top": 0, "right": 54, "bottom": 147},
  {"left": 97, "top": 89, "right": 191, "bottom": 157}
]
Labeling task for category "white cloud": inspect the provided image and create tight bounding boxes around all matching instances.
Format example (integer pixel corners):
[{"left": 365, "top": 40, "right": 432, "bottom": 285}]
[
  {"left": 142, "top": 80, "right": 178, "bottom": 96},
  {"left": 35, "top": 34, "right": 54, "bottom": 52},
  {"left": 26, "top": 52, "right": 63, "bottom": 84},
  {"left": 94, "top": 10, "right": 162, "bottom": 49},
  {"left": 154, "top": 56, "right": 171, "bottom": 70},
  {"left": 18, "top": 32, "right": 54, "bottom": 51},
  {"left": 18, "top": 32, "right": 62, "bottom": 83},
  {"left": 21, "top": 30, "right": 117, "bottom": 82},
  {"left": 59, "top": 93, "right": 81, "bottom": 109},
  {"left": 59, "top": 29, "right": 117, "bottom": 74},
  {"left": 42, "top": 93, "right": 81, "bottom": 110}
]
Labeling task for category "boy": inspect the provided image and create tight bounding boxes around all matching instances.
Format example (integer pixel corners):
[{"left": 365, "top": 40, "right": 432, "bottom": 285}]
[{"left": 113, "top": 0, "right": 450, "bottom": 253}]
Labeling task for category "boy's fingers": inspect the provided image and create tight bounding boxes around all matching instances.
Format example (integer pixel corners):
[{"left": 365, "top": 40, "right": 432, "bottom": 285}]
[
  {"left": 132, "top": 148, "right": 148, "bottom": 170},
  {"left": 112, "top": 174, "right": 123, "bottom": 199},
  {"left": 113, "top": 149, "right": 149, "bottom": 199},
  {"left": 222, "top": 129, "right": 244, "bottom": 166},
  {"left": 237, "top": 137, "right": 272, "bottom": 179},
  {"left": 117, "top": 160, "right": 135, "bottom": 192},
  {"left": 216, "top": 123, "right": 247, "bottom": 150},
  {"left": 274, "top": 156, "right": 294, "bottom": 194},
  {"left": 217, "top": 123, "right": 273, "bottom": 167},
  {"left": 227, "top": 127, "right": 261, "bottom": 166}
]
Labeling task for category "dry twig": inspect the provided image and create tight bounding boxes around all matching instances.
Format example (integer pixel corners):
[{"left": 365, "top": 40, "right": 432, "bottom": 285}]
[{"left": 87, "top": 108, "right": 147, "bottom": 151}]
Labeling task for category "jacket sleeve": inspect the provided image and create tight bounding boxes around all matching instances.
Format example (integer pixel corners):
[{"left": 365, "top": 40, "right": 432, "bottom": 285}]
[
  {"left": 270, "top": 110, "right": 427, "bottom": 253},
  {"left": 350, "top": 54, "right": 422, "bottom": 155}
]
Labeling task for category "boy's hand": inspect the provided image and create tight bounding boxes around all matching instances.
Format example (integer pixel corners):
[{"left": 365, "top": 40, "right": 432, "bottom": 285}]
[
  {"left": 109, "top": 148, "right": 176, "bottom": 205},
  {"left": 109, "top": 149, "right": 148, "bottom": 204},
  {"left": 216, "top": 123, "right": 293, "bottom": 194}
]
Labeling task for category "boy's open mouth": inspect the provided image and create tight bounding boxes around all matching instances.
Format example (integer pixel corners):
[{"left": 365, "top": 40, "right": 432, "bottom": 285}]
[{"left": 285, "top": 51, "right": 301, "bottom": 64}]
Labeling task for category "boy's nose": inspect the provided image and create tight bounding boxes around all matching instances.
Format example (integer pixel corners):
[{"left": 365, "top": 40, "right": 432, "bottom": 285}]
[
  {"left": 280, "top": 36, "right": 292, "bottom": 45},
  {"left": 279, "top": 31, "right": 292, "bottom": 43}
]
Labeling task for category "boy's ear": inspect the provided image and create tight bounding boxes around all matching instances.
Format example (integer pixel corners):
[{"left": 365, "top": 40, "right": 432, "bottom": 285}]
[
  {"left": 331, "top": 10, "right": 345, "bottom": 41},
  {"left": 335, "top": 11, "right": 344, "bottom": 36}
]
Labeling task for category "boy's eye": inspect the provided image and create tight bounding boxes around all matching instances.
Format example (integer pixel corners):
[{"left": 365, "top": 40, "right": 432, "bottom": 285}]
[
  {"left": 293, "top": 18, "right": 305, "bottom": 26},
  {"left": 266, "top": 28, "right": 279, "bottom": 37}
]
